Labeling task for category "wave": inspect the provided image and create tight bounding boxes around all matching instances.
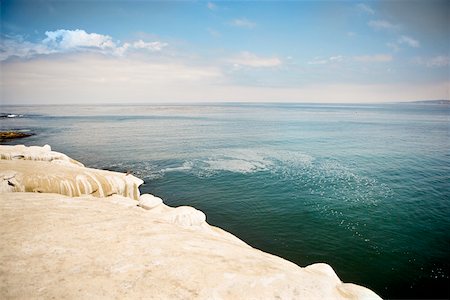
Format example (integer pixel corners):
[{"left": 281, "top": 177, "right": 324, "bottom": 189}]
[
  {"left": 160, "top": 161, "right": 194, "bottom": 173},
  {"left": 205, "top": 158, "right": 267, "bottom": 173},
  {"left": 157, "top": 149, "right": 313, "bottom": 177},
  {"left": 151, "top": 148, "right": 392, "bottom": 246},
  {"left": 96, "top": 147, "right": 392, "bottom": 208}
]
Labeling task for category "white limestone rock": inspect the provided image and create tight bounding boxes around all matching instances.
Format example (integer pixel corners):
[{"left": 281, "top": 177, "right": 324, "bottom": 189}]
[
  {"left": 0, "top": 171, "right": 21, "bottom": 193},
  {"left": 0, "top": 145, "right": 143, "bottom": 200},
  {"left": 0, "top": 192, "right": 382, "bottom": 300},
  {"left": 0, "top": 144, "right": 84, "bottom": 167},
  {"left": 107, "top": 195, "right": 139, "bottom": 208},
  {"left": 164, "top": 206, "right": 207, "bottom": 227},
  {"left": 138, "top": 194, "right": 163, "bottom": 210}
]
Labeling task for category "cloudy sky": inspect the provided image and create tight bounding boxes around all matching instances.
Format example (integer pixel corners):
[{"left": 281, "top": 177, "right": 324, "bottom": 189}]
[{"left": 1, "top": 0, "right": 448, "bottom": 104}]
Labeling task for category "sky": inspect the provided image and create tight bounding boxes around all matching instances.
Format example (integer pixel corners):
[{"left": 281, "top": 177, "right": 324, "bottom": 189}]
[{"left": 0, "top": 0, "right": 449, "bottom": 104}]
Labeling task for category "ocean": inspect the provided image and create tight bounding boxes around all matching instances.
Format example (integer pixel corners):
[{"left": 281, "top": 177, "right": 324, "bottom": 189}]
[{"left": 1, "top": 102, "right": 449, "bottom": 299}]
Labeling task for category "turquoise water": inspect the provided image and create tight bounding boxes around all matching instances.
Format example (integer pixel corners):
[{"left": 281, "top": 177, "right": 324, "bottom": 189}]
[{"left": 2, "top": 103, "right": 449, "bottom": 298}]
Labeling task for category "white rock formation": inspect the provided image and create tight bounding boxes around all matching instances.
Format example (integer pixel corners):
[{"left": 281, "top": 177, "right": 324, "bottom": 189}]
[
  {"left": 164, "top": 205, "right": 207, "bottom": 227},
  {"left": 0, "top": 144, "right": 83, "bottom": 167},
  {"left": 138, "top": 193, "right": 163, "bottom": 210},
  {"left": 0, "top": 146, "right": 143, "bottom": 200},
  {"left": 0, "top": 145, "right": 382, "bottom": 299}
]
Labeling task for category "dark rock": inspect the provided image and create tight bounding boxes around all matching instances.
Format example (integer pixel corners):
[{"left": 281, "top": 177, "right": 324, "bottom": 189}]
[{"left": 0, "top": 131, "right": 34, "bottom": 140}]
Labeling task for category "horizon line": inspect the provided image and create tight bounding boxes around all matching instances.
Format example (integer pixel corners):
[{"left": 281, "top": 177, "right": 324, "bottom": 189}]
[{"left": 2, "top": 99, "right": 449, "bottom": 107}]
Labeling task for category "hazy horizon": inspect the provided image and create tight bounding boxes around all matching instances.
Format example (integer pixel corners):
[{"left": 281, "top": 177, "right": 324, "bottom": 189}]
[
  {"left": 2, "top": 99, "right": 450, "bottom": 107},
  {"left": 1, "top": 0, "right": 449, "bottom": 104}
]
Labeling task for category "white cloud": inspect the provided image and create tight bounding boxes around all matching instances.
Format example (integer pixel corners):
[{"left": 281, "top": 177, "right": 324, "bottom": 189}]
[
  {"left": 368, "top": 20, "right": 400, "bottom": 31},
  {"left": 229, "top": 18, "right": 256, "bottom": 29},
  {"left": 43, "top": 29, "right": 116, "bottom": 50},
  {"left": 0, "top": 37, "right": 54, "bottom": 60},
  {"left": 1, "top": 30, "right": 447, "bottom": 105},
  {"left": 329, "top": 55, "right": 344, "bottom": 62},
  {"left": 386, "top": 42, "right": 400, "bottom": 52},
  {"left": 427, "top": 56, "right": 450, "bottom": 67},
  {"left": 207, "top": 28, "right": 221, "bottom": 37},
  {"left": 308, "top": 55, "right": 344, "bottom": 65},
  {"left": 414, "top": 55, "right": 450, "bottom": 67},
  {"left": 2, "top": 54, "right": 448, "bottom": 104},
  {"left": 132, "top": 40, "right": 167, "bottom": 51},
  {"left": 398, "top": 35, "right": 420, "bottom": 48},
  {"left": 207, "top": 2, "right": 217, "bottom": 10},
  {"left": 1, "top": 53, "right": 223, "bottom": 103},
  {"left": 115, "top": 40, "right": 167, "bottom": 56},
  {"left": 386, "top": 35, "right": 420, "bottom": 52},
  {"left": 229, "top": 51, "right": 281, "bottom": 68},
  {"left": 0, "top": 29, "right": 167, "bottom": 61},
  {"left": 307, "top": 59, "right": 327, "bottom": 65},
  {"left": 357, "top": 3, "right": 375, "bottom": 15},
  {"left": 354, "top": 54, "right": 393, "bottom": 62}
]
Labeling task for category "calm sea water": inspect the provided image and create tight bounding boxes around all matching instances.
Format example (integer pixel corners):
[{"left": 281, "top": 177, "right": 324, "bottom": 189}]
[{"left": 1, "top": 103, "right": 449, "bottom": 299}]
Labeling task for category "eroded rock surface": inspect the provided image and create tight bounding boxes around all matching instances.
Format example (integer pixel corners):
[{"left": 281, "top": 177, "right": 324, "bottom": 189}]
[
  {"left": 0, "top": 145, "right": 82, "bottom": 166},
  {"left": 0, "top": 145, "right": 143, "bottom": 200}
]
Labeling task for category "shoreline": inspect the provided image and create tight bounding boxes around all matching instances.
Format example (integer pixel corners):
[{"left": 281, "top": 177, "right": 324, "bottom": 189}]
[{"left": 0, "top": 144, "right": 381, "bottom": 299}]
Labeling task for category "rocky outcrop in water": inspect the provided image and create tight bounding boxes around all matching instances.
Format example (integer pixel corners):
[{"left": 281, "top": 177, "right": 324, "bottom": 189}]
[{"left": 0, "top": 131, "right": 33, "bottom": 140}]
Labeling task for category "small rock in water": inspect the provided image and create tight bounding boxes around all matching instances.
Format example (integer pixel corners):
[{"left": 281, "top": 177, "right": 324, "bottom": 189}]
[{"left": 0, "top": 131, "right": 34, "bottom": 140}]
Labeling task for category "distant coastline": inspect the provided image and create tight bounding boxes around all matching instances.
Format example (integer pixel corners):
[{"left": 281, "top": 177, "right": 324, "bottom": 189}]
[
  {"left": 397, "top": 99, "right": 450, "bottom": 105},
  {"left": 1, "top": 99, "right": 449, "bottom": 107}
]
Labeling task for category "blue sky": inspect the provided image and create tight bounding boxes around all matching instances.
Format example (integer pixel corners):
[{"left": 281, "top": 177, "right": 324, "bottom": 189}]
[{"left": 1, "top": 0, "right": 448, "bottom": 104}]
